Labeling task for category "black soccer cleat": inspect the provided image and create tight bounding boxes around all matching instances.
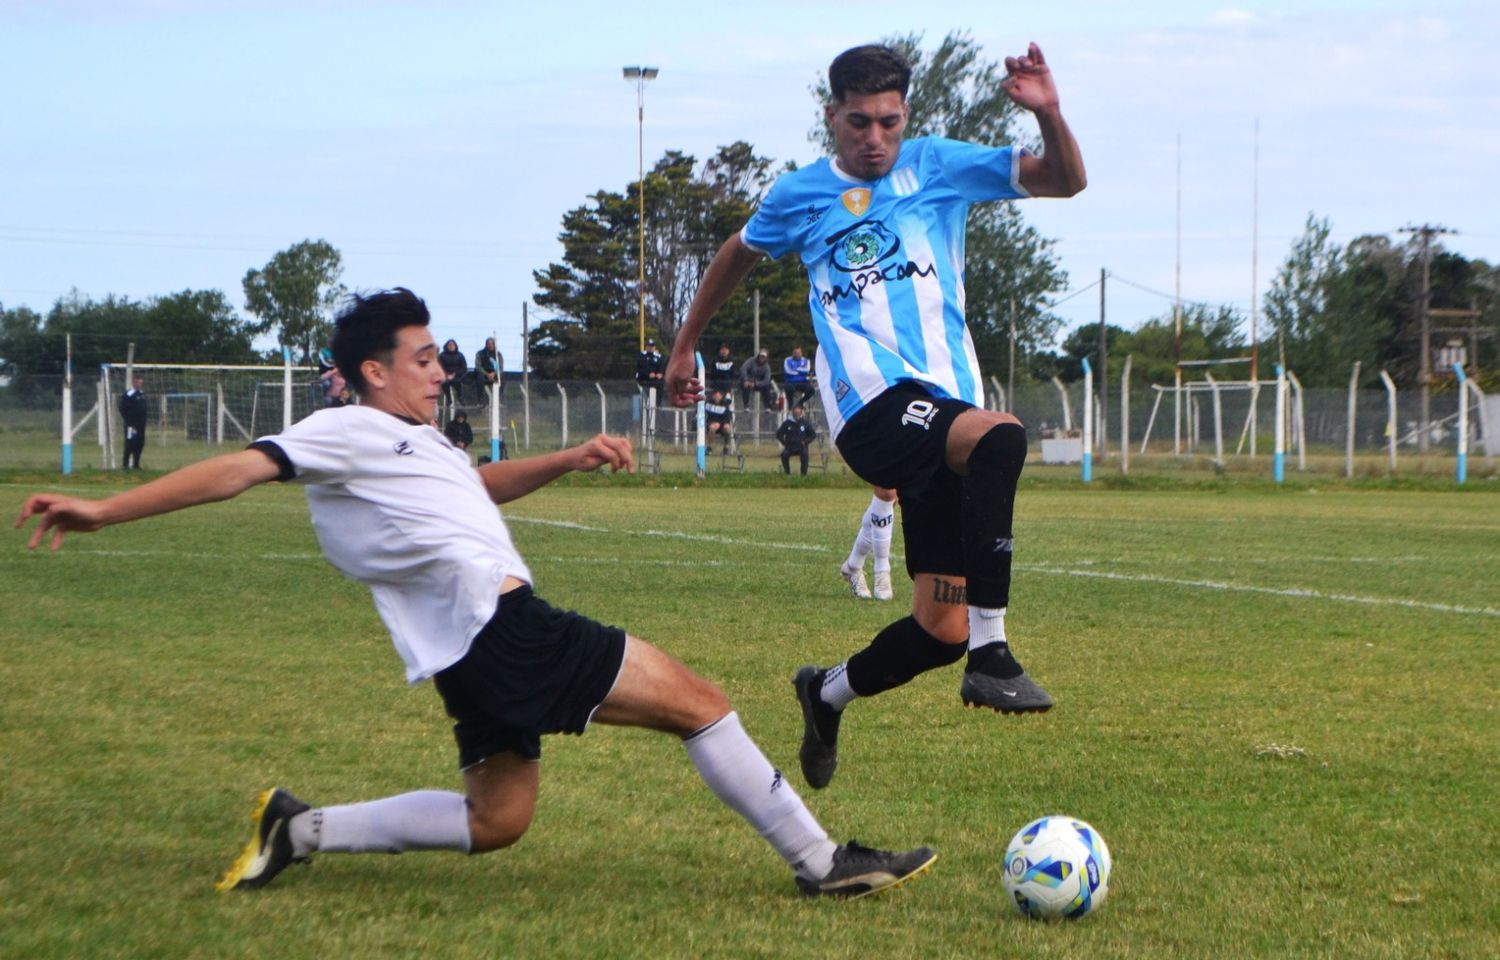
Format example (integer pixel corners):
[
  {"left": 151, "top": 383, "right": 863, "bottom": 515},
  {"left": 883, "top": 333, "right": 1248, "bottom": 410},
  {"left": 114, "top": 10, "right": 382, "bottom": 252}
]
[
  {"left": 216, "top": 787, "right": 311, "bottom": 892},
  {"left": 960, "top": 644, "right": 1054, "bottom": 714},
  {"left": 793, "top": 666, "right": 842, "bottom": 789},
  {"left": 795, "top": 841, "right": 937, "bottom": 899}
]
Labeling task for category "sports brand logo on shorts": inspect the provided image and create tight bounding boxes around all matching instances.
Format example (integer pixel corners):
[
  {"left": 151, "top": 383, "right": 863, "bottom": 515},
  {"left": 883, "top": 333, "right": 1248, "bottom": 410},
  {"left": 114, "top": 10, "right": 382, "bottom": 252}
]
[
  {"left": 393, "top": 440, "right": 414, "bottom": 456},
  {"left": 901, "top": 400, "right": 937, "bottom": 430}
]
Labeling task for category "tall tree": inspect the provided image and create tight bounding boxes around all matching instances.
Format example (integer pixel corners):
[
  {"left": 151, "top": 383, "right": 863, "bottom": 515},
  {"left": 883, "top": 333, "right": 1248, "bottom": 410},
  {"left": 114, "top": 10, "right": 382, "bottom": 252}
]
[
  {"left": 242, "top": 239, "right": 346, "bottom": 364},
  {"left": 809, "top": 30, "right": 1070, "bottom": 370},
  {"left": 530, "top": 144, "right": 807, "bottom": 379}
]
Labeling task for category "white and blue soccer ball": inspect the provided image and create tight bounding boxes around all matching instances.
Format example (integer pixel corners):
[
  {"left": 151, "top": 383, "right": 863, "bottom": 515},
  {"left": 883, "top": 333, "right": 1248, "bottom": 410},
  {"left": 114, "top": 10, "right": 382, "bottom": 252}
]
[{"left": 1002, "top": 815, "right": 1112, "bottom": 920}]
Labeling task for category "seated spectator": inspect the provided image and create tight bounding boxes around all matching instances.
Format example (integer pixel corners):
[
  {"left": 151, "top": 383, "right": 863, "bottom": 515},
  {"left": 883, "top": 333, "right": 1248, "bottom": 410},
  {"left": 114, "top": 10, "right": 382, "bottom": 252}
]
[
  {"left": 704, "top": 389, "right": 733, "bottom": 452},
  {"left": 740, "top": 349, "right": 776, "bottom": 410},
  {"left": 317, "top": 347, "right": 346, "bottom": 407},
  {"left": 444, "top": 410, "right": 474, "bottom": 450},
  {"left": 636, "top": 338, "right": 666, "bottom": 394},
  {"left": 439, "top": 339, "right": 468, "bottom": 406},
  {"left": 474, "top": 337, "right": 503, "bottom": 400},
  {"left": 776, "top": 404, "right": 818, "bottom": 476},
  {"left": 707, "top": 344, "right": 737, "bottom": 399},
  {"left": 783, "top": 345, "right": 814, "bottom": 409}
]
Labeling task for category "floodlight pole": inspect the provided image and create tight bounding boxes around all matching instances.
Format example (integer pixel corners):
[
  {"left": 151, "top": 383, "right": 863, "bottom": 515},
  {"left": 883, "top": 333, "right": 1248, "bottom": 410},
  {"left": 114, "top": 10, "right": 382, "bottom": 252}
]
[{"left": 623, "top": 66, "right": 659, "bottom": 353}]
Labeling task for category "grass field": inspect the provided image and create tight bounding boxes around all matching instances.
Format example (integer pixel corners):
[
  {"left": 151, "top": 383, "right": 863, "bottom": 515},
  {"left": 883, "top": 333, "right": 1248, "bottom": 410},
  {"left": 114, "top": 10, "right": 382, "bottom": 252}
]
[{"left": 2, "top": 470, "right": 1497, "bottom": 959}]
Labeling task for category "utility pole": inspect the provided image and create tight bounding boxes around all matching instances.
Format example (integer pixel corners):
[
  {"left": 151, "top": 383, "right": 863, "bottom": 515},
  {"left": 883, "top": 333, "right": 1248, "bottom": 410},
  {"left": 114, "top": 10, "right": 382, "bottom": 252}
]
[
  {"left": 1098, "top": 268, "right": 1108, "bottom": 455},
  {"left": 1008, "top": 297, "right": 1017, "bottom": 415},
  {"left": 1399, "top": 223, "right": 1454, "bottom": 454}
]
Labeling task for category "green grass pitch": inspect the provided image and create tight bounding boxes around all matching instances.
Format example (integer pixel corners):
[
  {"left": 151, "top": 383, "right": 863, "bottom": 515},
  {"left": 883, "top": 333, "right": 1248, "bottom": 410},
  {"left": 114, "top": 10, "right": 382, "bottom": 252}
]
[{"left": 2, "top": 473, "right": 1497, "bottom": 959}]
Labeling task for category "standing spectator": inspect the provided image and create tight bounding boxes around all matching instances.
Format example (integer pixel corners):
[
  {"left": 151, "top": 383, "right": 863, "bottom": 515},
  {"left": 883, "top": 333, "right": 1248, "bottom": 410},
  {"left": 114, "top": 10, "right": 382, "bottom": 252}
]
[
  {"left": 783, "top": 345, "right": 814, "bottom": 409},
  {"left": 439, "top": 339, "right": 468, "bottom": 407},
  {"left": 704, "top": 389, "right": 734, "bottom": 454},
  {"left": 776, "top": 404, "right": 818, "bottom": 476},
  {"left": 707, "top": 344, "right": 737, "bottom": 398},
  {"left": 474, "top": 337, "right": 503, "bottom": 401},
  {"left": 445, "top": 410, "right": 474, "bottom": 451},
  {"left": 740, "top": 349, "right": 776, "bottom": 410},
  {"left": 119, "top": 375, "right": 148, "bottom": 470},
  {"left": 635, "top": 338, "right": 666, "bottom": 394}
]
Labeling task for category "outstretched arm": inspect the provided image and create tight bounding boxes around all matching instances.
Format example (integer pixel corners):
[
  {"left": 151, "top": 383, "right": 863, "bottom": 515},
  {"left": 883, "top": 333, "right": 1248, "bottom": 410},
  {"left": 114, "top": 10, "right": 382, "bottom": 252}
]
[
  {"left": 477, "top": 433, "right": 634, "bottom": 504},
  {"left": 665, "top": 234, "right": 764, "bottom": 408},
  {"left": 1004, "top": 43, "right": 1087, "bottom": 198},
  {"left": 14, "top": 449, "right": 282, "bottom": 552}
]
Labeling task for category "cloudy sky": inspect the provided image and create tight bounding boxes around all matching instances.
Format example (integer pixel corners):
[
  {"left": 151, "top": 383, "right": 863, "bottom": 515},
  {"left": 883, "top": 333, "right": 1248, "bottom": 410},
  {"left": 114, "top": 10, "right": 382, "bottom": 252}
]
[{"left": 4, "top": 0, "right": 1496, "bottom": 368}]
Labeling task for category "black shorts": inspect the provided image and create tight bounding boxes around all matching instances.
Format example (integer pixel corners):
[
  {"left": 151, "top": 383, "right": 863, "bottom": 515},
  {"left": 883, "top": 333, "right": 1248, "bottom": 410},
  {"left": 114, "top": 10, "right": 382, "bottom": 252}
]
[
  {"left": 432, "top": 586, "right": 627, "bottom": 768},
  {"left": 836, "top": 381, "right": 972, "bottom": 579}
]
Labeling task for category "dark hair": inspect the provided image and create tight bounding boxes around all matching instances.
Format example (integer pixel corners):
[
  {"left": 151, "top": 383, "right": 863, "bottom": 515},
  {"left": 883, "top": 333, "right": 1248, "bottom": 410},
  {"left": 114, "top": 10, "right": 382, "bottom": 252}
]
[
  {"left": 330, "top": 287, "right": 430, "bottom": 395},
  {"left": 828, "top": 44, "right": 911, "bottom": 102}
]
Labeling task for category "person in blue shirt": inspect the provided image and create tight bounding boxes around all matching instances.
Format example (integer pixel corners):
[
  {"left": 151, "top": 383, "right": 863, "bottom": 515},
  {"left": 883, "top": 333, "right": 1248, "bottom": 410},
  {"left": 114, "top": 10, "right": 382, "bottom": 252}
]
[
  {"left": 782, "top": 345, "right": 815, "bottom": 409},
  {"left": 666, "top": 42, "right": 1085, "bottom": 790}
]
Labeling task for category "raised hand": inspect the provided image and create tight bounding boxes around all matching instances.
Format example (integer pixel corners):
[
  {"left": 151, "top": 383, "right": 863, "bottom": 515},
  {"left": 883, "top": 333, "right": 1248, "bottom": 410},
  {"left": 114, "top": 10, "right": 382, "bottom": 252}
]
[
  {"left": 1001, "top": 43, "right": 1061, "bottom": 114},
  {"left": 664, "top": 352, "right": 703, "bottom": 408}
]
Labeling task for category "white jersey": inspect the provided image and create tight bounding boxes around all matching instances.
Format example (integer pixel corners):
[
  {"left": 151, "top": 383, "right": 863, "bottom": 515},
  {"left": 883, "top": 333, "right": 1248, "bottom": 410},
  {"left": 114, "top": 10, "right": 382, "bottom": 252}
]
[{"left": 253, "top": 405, "right": 532, "bottom": 683}]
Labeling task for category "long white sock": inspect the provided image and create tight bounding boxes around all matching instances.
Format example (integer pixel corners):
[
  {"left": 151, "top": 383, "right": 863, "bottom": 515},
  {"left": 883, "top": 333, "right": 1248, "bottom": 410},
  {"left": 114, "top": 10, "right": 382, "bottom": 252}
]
[
  {"left": 869, "top": 496, "right": 895, "bottom": 574},
  {"left": 968, "top": 606, "right": 1007, "bottom": 651},
  {"left": 843, "top": 507, "right": 875, "bottom": 573},
  {"left": 684, "top": 712, "right": 835, "bottom": 880},
  {"left": 291, "top": 790, "right": 472, "bottom": 856}
]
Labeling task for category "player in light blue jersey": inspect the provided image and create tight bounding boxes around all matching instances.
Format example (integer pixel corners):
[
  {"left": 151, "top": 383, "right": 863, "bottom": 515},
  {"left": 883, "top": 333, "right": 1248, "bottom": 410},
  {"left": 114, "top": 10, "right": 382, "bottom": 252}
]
[{"left": 668, "top": 42, "right": 1085, "bottom": 790}]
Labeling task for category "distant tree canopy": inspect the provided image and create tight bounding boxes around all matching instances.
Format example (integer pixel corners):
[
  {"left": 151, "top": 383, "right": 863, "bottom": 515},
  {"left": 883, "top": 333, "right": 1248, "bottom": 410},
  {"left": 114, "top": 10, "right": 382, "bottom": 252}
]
[
  {"left": 1265, "top": 215, "right": 1498, "bottom": 389},
  {"left": 243, "top": 239, "right": 346, "bottom": 365},
  {"left": 0, "top": 289, "right": 260, "bottom": 399},
  {"left": 529, "top": 143, "right": 808, "bottom": 379},
  {"left": 1044, "top": 305, "right": 1248, "bottom": 386},
  {"left": 810, "top": 30, "right": 1070, "bottom": 369}
]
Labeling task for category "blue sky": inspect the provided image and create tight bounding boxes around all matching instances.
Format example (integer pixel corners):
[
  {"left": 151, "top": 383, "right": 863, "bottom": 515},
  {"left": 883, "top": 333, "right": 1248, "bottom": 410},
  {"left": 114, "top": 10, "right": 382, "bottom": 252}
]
[{"left": 4, "top": 0, "right": 1496, "bottom": 369}]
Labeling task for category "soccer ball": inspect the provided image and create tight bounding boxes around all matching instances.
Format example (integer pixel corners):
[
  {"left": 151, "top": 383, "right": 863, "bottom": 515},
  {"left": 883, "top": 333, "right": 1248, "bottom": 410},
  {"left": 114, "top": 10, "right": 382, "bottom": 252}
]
[{"left": 1002, "top": 815, "right": 1112, "bottom": 920}]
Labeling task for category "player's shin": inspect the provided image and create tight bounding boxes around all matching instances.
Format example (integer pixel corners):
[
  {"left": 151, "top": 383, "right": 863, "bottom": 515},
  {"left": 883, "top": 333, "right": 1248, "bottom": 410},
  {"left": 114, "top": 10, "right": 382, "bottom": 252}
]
[
  {"left": 961, "top": 422, "right": 1027, "bottom": 651},
  {"left": 303, "top": 790, "right": 472, "bottom": 855}
]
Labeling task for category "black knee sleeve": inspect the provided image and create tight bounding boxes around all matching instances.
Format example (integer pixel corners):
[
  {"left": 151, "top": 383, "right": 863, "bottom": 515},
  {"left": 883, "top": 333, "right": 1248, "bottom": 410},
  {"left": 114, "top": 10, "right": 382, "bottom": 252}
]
[
  {"left": 845, "top": 616, "right": 967, "bottom": 697},
  {"left": 962, "top": 421, "right": 1027, "bottom": 609}
]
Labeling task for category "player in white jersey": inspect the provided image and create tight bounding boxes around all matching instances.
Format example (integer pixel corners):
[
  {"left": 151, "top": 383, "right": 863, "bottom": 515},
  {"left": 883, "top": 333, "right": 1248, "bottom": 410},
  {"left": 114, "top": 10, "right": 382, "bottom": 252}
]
[
  {"left": 667, "top": 43, "right": 1085, "bottom": 789},
  {"left": 841, "top": 486, "right": 898, "bottom": 601},
  {"left": 16, "top": 288, "right": 935, "bottom": 899}
]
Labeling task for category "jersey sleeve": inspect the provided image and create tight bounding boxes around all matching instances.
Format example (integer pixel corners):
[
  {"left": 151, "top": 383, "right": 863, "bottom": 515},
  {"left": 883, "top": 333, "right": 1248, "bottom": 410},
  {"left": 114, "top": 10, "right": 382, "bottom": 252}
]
[
  {"left": 932, "top": 138, "right": 1032, "bottom": 202},
  {"left": 740, "top": 176, "right": 794, "bottom": 259},
  {"left": 251, "top": 409, "right": 353, "bottom": 485}
]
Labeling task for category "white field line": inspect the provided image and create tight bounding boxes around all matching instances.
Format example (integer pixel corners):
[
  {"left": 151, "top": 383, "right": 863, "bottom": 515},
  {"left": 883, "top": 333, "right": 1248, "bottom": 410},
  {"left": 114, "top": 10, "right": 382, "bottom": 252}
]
[{"left": 1016, "top": 564, "right": 1500, "bottom": 620}]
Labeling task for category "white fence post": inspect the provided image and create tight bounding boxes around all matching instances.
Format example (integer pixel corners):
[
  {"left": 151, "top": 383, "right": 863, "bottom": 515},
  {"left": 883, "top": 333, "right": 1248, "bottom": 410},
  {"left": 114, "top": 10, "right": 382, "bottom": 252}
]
[{"left": 1378, "top": 369, "right": 1398, "bottom": 475}]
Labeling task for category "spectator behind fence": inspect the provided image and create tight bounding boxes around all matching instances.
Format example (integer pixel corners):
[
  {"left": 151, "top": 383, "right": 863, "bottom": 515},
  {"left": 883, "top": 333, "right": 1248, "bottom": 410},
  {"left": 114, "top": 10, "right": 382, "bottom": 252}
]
[
  {"left": 707, "top": 344, "right": 737, "bottom": 399},
  {"left": 783, "top": 346, "right": 814, "bottom": 409},
  {"left": 740, "top": 349, "right": 776, "bottom": 410},
  {"left": 439, "top": 339, "right": 468, "bottom": 406},
  {"left": 776, "top": 404, "right": 818, "bottom": 476},
  {"left": 474, "top": 337, "right": 503, "bottom": 399},
  {"left": 445, "top": 410, "right": 474, "bottom": 451},
  {"left": 636, "top": 338, "right": 666, "bottom": 394},
  {"left": 705, "top": 389, "right": 734, "bottom": 453},
  {"left": 317, "top": 347, "right": 346, "bottom": 407}
]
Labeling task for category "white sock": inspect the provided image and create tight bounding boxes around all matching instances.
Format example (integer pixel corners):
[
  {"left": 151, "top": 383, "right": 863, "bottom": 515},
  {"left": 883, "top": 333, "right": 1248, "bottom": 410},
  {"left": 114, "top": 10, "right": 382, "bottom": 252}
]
[
  {"left": 869, "top": 496, "right": 895, "bottom": 574},
  {"left": 684, "top": 712, "right": 835, "bottom": 880},
  {"left": 295, "top": 790, "right": 472, "bottom": 856},
  {"left": 843, "top": 510, "right": 874, "bottom": 573},
  {"left": 818, "top": 662, "right": 858, "bottom": 711},
  {"left": 968, "top": 606, "right": 1007, "bottom": 651}
]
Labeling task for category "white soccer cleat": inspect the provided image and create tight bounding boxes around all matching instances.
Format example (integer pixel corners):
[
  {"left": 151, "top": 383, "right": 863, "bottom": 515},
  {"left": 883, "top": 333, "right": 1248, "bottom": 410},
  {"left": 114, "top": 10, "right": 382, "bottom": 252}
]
[
  {"left": 873, "top": 570, "right": 894, "bottom": 601},
  {"left": 841, "top": 565, "right": 872, "bottom": 599}
]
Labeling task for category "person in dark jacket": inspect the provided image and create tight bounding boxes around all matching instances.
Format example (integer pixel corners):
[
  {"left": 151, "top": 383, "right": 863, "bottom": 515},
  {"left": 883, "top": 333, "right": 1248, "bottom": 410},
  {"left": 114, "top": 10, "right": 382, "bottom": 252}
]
[
  {"left": 119, "top": 375, "right": 148, "bottom": 470},
  {"left": 439, "top": 339, "right": 468, "bottom": 406},
  {"left": 445, "top": 410, "right": 474, "bottom": 451},
  {"left": 635, "top": 338, "right": 666, "bottom": 393},
  {"left": 474, "top": 337, "right": 503, "bottom": 400},
  {"left": 776, "top": 404, "right": 818, "bottom": 475}
]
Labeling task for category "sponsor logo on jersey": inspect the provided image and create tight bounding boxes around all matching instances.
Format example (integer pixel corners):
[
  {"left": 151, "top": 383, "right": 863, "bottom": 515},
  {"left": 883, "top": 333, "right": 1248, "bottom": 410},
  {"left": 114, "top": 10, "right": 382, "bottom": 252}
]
[
  {"left": 840, "top": 187, "right": 872, "bottom": 216},
  {"left": 393, "top": 440, "right": 414, "bottom": 456},
  {"left": 818, "top": 218, "right": 937, "bottom": 305}
]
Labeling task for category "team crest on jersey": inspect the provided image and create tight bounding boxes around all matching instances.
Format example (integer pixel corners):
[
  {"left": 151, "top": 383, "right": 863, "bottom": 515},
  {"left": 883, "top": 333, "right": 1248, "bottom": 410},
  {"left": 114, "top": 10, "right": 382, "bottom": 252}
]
[{"left": 840, "top": 187, "right": 872, "bottom": 216}]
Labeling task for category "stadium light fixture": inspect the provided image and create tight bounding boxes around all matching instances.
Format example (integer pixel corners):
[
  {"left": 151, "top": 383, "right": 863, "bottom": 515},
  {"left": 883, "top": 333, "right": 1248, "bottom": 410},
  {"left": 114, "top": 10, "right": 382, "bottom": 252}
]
[{"left": 623, "top": 65, "right": 659, "bottom": 353}]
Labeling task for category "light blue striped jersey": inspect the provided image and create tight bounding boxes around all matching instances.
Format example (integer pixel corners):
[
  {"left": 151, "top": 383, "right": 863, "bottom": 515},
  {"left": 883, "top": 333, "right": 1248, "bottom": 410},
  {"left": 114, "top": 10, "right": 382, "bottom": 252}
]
[{"left": 741, "top": 136, "right": 1029, "bottom": 438}]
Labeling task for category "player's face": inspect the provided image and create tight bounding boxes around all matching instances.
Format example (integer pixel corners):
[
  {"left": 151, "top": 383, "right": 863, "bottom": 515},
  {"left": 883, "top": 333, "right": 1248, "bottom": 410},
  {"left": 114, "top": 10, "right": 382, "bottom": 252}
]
[
  {"left": 364, "top": 325, "right": 443, "bottom": 422},
  {"left": 826, "top": 90, "right": 908, "bottom": 181}
]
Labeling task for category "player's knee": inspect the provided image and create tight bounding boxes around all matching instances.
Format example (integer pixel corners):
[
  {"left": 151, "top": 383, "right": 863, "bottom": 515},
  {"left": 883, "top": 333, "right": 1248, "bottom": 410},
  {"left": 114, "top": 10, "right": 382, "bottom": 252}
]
[
  {"left": 681, "top": 675, "right": 732, "bottom": 729},
  {"left": 467, "top": 804, "right": 533, "bottom": 853},
  {"left": 966, "top": 419, "right": 1028, "bottom": 475}
]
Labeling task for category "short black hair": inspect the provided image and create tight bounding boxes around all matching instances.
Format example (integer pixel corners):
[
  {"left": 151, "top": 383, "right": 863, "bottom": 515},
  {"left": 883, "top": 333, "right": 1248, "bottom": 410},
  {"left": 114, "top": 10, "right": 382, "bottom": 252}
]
[
  {"left": 331, "top": 287, "right": 430, "bottom": 396},
  {"left": 828, "top": 44, "right": 911, "bottom": 102}
]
